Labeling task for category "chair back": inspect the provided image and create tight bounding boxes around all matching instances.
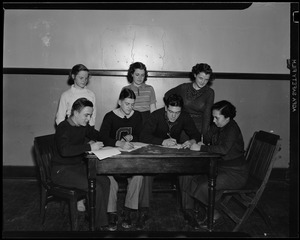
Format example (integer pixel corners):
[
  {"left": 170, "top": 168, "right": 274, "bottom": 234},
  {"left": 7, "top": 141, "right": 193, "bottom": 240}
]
[
  {"left": 245, "top": 131, "right": 280, "bottom": 188},
  {"left": 34, "top": 134, "right": 56, "bottom": 190}
]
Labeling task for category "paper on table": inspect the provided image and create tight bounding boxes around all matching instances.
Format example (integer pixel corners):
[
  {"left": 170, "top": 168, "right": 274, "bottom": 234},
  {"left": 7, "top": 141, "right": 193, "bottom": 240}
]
[
  {"left": 160, "top": 144, "right": 183, "bottom": 149},
  {"left": 91, "top": 146, "right": 121, "bottom": 160},
  {"left": 118, "top": 142, "right": 149, "bottom": 152}
]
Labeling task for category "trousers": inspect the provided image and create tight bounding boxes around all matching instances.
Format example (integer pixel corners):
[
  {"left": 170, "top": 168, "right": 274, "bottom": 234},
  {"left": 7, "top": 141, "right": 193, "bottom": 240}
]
[
  {"left": 51, "top": 162, "right": 110, "bottom": 228},
  {"left": 107, "top": 175, "right": 143, "bottom": 212}
]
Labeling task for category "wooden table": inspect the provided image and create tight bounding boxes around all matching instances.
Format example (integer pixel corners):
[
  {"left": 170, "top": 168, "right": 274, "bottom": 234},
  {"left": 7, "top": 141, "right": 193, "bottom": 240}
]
[{"left": 86, "top": 144, "right": 220, "bottom": 232}]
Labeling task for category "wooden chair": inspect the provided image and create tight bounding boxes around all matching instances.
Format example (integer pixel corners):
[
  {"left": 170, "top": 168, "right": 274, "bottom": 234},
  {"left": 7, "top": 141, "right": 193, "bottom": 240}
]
[
  {"left": 34, "top": 134, "right": 88, "bottom": 231},
  {"left": 218, "top": 130, "right": 281, "bottom": 232}
]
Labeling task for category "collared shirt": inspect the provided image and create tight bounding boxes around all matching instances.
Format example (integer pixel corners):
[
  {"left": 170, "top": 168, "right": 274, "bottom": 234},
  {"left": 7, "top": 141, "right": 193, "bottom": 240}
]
[{"left": 99, "top": 110, "right": 143, "bottom": 147}]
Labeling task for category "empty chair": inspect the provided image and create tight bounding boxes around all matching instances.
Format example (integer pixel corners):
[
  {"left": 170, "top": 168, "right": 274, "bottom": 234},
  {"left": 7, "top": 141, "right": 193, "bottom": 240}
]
[
  {"left": 34, "top": 134, "right": 88, "bottom": 231},
  {"left": 218, "top": 130, "right": 281, "bottom": 232}
]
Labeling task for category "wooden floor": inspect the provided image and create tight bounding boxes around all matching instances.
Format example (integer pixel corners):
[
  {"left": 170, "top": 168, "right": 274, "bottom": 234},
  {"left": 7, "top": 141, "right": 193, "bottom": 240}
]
[{"left": 2, "top": 177, "right": 290, "bottom": 238}]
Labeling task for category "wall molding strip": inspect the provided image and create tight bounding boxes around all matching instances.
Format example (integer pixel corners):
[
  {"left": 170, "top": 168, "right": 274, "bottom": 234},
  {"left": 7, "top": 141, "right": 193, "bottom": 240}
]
[{"left": 3, "top": 68, "right": 290, "bottom": 80}]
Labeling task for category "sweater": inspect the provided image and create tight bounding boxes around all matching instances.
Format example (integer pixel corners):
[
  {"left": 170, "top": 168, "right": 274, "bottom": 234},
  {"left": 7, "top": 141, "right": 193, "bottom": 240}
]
[
  {"left": 99, "top": 110, "right": 143, "bottom": 147},
  {"left": 53, "top": 118, "right": 101, "bottom": 165},
  {"left": 123, "top": 83, "right": 156, "bottom": 112},
  {"left": 139, "top": 107, "right": 201, "bottom": 145},
  {"left": 201, "top": 119, "right": 246, "bottom": 167},
  {"left": 164, "top": 83, "right": 214, "bottom": 136},
  {"left": 56, "top": 85, "right": 96, "bottom": 126}
]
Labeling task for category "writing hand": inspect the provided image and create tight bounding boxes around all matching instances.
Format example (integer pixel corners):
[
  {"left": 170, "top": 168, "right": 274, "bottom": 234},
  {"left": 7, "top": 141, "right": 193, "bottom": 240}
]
[
  {"left": 122, "top": 134, "right": 133, "bottom": 142},
  {"left": 122, "top": 141, "right": 134, "bottom": 150},
  {"left": 90, "top": 141, "right": 104, "bottom": 151},
  {"left": 182, "top": 140, "right": 192, "bottom": 149},
  {"left": 162, "top": 138, "right": 177, "bottom": 147},
  {"left": 182, "top": 139, "right": 197, "bottom": 149}
]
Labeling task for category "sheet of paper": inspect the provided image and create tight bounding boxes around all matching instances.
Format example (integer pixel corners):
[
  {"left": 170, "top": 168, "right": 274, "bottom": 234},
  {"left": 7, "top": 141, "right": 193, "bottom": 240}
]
[
  {"left": 118, "top": 142, "right": 149, "bottom": 152},
  {"left": 160, "top": 144, "right": 183, "bottom": 149},
  {"left": 91, "top": 146, "right": 121, "bottom": 160}
]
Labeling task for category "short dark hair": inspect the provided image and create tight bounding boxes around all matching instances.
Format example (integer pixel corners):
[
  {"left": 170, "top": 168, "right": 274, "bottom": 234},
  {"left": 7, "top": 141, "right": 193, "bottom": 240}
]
[
  {"left": 190, "top": 63, "right": 214, "bottom": 86},
  {"left": 164, "top": 94, "right": 183, "bottom": 108},
  {"left": 212, "top": 100, "right": 236, "bottom": 119},
  {"left": 119, "top": 88, "right": 136, "bottom": 100},
  {"left": 68, "top": 64, "right": 90, "bottom": 85},
  {"left": 70, "top": 97, "right": 93, "bottom": 116},
  {"left": 127, "top": 62, "right": 148, "bottom": 83}
]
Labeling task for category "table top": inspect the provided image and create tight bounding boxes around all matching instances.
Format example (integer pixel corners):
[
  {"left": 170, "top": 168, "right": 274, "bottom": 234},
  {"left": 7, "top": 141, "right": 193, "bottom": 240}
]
[
  {"left": 86, "top": 144, "right": 220, "bottom": 159},
  {"left": 86, "top": 144, "right": 220, "bottom": 175}
]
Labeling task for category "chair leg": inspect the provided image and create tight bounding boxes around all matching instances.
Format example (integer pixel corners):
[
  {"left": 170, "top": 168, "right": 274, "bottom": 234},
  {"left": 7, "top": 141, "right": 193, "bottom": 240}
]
[
  {"left": 69, "top": 199, "right": 79, "bottom": 231},
  {"left": 232, "top": 204, "right": 256, "bottom": 232},
  {"left": 256, "top": 203, "right": 273, "bottom": 232},
  {"left": 41, "top": 188, "right": 47, "bottom": 224},
  {"left": 59, "top": 200, "right": 67, "bottom": 215}
]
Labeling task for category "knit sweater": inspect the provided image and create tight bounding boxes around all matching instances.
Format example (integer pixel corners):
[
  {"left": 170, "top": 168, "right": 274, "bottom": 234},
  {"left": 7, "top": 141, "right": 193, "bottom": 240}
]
[
  {"left": 53, "top": 118, "right": 101, "bottom": 165},
  {"left": 99, "top": 110, "right": 143, "bottom": 147},
  {"left": 123, "top": 83, "right": 156, "bottom": 112},
  {"left": 56, "top": 85, "right": 96, "bottom": 126}
]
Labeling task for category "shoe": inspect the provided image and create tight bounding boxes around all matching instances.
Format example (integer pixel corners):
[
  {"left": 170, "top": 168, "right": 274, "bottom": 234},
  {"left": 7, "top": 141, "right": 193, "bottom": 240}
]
[
  {"left": 77, "top": 199, "right": 86, "bottom": 212},
  {"left": 199, "top": 215, "right": 224, "bottom": 230},
  {"left": 183, "top": 209, "right": 200, "bottom": 230},
  {"left": 136, "top": 209, "right": 150, "bottom": 230},
  {"left": 95, "top": 225, "right": 109, "bottom": 231},
  {"left": 107, "top": 212, "right": 118, "bottom": 231},
  {"left": 122, "top": 209, "right": 132, "bottom": 229},
  {"left": 194, "top": 207, "right": 207, "bottom": 225}
]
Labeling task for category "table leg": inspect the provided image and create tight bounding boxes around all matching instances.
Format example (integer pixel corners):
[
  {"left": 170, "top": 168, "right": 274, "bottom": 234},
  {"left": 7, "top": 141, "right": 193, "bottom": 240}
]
[
  {"left": 207, "top": 158, "right": 218, "bottom": 232},
  {"left": 88, "top": 178, "right": 96, "bottom": 231},
  {"left": 87, "top": 158, "right": 97, "bottom": 231}
]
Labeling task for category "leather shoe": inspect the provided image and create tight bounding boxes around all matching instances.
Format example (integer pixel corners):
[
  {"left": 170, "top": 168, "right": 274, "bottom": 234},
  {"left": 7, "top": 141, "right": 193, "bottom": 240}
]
[
  {"left": 122, "top": 209, "right": 133, "bottom": 229},
  {"left": 199, "top": 215, "right": 224, "bottom": 230},
  {"left": 107, "top": 212, "right": 118, "bottom": 231},
  {"left": 136, "top": 209, "right": 150, "bottom": 230},
  {"left": 183, "top": 209, "right": 200, "bottom": 230},
  {"left": 95, "top": 225, "right": 110, "bottom": 231}
]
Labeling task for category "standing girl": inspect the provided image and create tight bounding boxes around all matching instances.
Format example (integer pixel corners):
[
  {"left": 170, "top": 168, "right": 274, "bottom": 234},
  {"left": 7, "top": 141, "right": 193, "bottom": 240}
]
[
  {"left": 122, "top": 61, "right": 157, "bottom": 124},
  {"left": 56, "top": 64, "right": 96, "bottom": 127},
  {"left": 164, "top": 63, "right": 214, "bottom": 143}
]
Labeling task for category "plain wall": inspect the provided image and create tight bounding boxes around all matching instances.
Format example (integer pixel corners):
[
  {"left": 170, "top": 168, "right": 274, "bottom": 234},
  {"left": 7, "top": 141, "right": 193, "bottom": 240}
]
[{"left": 3, "top": 3, "right": 290, "bottom": 168}]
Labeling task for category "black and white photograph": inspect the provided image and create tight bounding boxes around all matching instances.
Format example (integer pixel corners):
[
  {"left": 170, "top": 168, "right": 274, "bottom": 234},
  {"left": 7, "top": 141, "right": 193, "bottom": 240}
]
[{"left": 2, "top": 2, "right": 298, "bottom": 238}]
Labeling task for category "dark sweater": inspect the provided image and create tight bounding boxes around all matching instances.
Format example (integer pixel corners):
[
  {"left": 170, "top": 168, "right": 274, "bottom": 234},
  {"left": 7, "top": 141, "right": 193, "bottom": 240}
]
[
  {"left": 140, "top": 107, "right": 201, "bottom": 145},
  {"left": 201, "top": 119, "right": 246, "bottom": 167},
  {"left": 164, "top": 83, "right": 214, "bottom": 136},
  {"left": 99, "top": 110, "right": 143, "bottom": 146},
  {"left": 53, "top": 119, "right": 101, "bottom": 165}
]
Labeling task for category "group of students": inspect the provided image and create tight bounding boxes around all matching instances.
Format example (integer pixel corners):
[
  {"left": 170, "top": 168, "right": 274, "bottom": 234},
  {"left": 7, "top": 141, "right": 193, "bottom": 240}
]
[{"left": 52, "top": 62, "right": 249, "bottom": 231}]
